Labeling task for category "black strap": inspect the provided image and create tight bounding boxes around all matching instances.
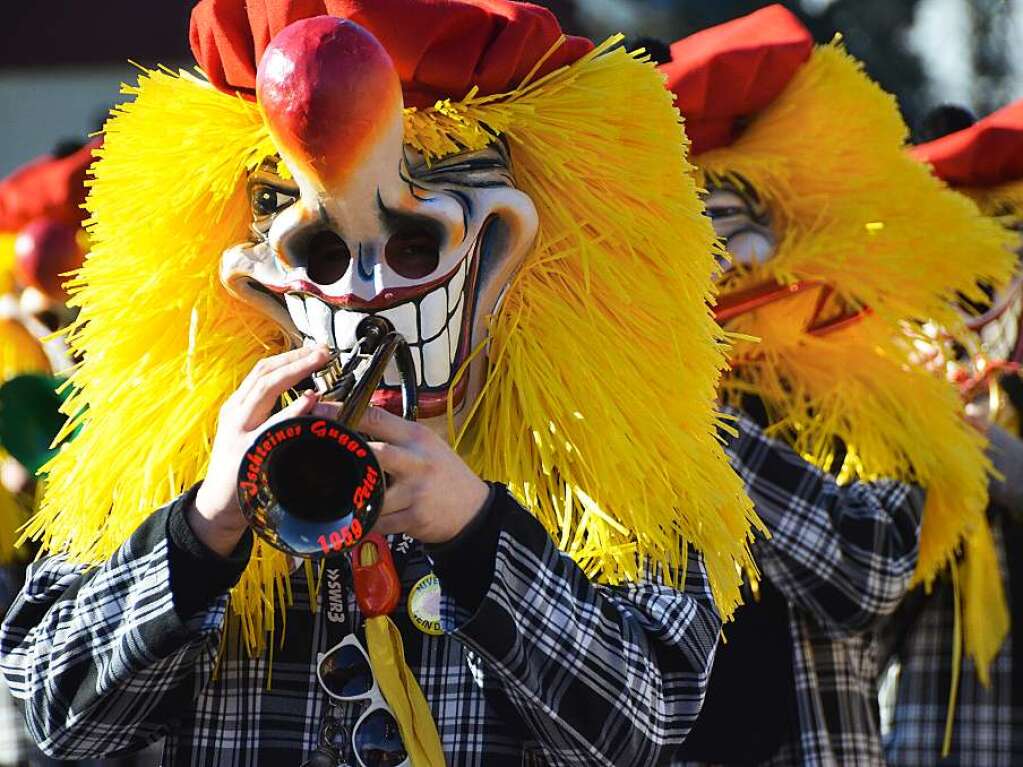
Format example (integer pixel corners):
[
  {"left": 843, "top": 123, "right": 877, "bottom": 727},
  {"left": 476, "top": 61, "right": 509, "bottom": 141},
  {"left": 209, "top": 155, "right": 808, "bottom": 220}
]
[
  {"left": 308, "top": 557, "right": 354, "bottom": 767},
  {"left": 388, "top": 533, "right": 417, "bottom": 581},
  {"left": 320, "top": 533, "right": 417, "bottom": 647},
  {"left": 322, "top": 556, "right": 351, "bottom": 649}
]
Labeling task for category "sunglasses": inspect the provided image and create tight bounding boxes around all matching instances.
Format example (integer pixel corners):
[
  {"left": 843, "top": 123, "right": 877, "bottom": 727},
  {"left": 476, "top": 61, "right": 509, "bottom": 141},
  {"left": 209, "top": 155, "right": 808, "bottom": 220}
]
[{"left": 304, "top": 633, "right": 409, "bottom": 767}]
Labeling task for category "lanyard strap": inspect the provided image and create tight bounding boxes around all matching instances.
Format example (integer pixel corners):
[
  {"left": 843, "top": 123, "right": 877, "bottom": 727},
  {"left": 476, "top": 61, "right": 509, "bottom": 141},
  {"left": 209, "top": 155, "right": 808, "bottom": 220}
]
[
  {"left": 321, "top": 533, "right": 415, "bottom": 647},
  {"left": 311, "top": 534, "right": 421, "bottom": 766},
  {"left": 322, "top": 556, "right": 351, "bottom": 649}
]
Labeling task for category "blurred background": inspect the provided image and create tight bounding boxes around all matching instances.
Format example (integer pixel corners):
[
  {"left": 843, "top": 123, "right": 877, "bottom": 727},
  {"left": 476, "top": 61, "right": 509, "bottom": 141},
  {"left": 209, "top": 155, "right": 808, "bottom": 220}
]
[{"left": 0, "top": 0, "right": 1021, "bottom": 176}]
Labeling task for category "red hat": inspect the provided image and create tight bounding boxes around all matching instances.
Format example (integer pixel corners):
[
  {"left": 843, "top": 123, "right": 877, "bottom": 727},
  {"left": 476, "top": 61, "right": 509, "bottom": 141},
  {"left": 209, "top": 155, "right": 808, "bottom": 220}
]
[
  {"left": 0, "top": 139, "right": 100, "bottom": 233},
  {"left": 911, "top": 99, "right": 1023, "bottom": 188},
  {"left": 659, "top": 4, "right": 813, "bottom": 156},
  {"left": 190, "top": 0, "right": 594, "bottom": 109}
]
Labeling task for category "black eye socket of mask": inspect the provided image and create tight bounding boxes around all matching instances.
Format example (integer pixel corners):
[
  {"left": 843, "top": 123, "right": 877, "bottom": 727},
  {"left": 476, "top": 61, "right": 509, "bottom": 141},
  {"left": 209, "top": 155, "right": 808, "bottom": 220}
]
[{"left": 956, "top": 281, "right": 997, "bottom": 316}]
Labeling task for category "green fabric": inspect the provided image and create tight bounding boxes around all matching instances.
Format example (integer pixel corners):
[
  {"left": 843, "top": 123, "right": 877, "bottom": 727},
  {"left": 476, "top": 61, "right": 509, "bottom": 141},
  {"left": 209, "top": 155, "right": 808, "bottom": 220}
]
[{"left": 0, "top": 374, "right": 67, "bottom": 474}]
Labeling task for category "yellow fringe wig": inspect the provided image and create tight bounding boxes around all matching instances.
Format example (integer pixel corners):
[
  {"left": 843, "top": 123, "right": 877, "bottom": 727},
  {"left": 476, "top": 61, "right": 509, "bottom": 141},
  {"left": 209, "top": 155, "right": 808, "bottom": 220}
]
[
  {"left": 0, "top": 235, "right": 17, "bottom": 295},
  {"left": 697, "top": 43, "right": 1016, "bottom": 676},
  {"left": 26, "top": 38, "right": 759, "bottom": 654}
]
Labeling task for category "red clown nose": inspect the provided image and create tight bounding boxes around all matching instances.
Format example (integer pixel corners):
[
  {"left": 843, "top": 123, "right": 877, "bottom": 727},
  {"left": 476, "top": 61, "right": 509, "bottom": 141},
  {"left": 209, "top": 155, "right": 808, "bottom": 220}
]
[
  {"left": 256, "top": 16, "right": 404, "bottom": 187},
  {"left": 14, "top": 218, "right": 84, "bottom": 301}
]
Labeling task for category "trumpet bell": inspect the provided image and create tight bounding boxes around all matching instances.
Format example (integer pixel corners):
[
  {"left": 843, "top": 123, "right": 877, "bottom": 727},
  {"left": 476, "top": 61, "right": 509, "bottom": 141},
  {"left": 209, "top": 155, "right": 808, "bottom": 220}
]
[{"left": 237, "top": 415, "right": 383, "bottom": 558}]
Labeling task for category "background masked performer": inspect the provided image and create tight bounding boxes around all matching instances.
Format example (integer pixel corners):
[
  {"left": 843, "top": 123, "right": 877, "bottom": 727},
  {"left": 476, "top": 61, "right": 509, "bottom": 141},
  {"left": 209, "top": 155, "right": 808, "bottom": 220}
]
[
  {"left": 0, "top": 278, "right": 49, "bottom": 767},
  {"left": 0, "top": 138, "right": 99, "bottom": 602},
  {"left": 884, "top": 98, "right": 1023, "bottom": 766},
  {"left": 0, "top": 0, "right": 759, "bottom": 764},
  {"left": 0, "top": 138, "right": 96, "bottom": 384},
  {"left": 0, "top": 141, "right": 155, "bottom": 767},
  {"left": 657, "top": 6, "right": 1016, "bottom": 765}
]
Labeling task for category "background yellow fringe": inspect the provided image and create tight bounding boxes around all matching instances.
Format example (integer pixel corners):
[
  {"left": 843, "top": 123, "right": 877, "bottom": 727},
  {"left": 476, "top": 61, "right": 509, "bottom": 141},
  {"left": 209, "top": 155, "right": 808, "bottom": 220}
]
[
  {"left": 0, "top": 235, "right": 17, "bottom": 294},
  {"left": 0, "top": 319, "right": 50, "bottom": 564}
]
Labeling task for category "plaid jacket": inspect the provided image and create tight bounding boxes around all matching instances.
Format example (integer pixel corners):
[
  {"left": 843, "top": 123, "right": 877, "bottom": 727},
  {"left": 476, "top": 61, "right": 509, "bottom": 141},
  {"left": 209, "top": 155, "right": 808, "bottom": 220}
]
[
  {"left": 0, "top": 484, "right": 720, "bottom": 766},
  {"left": 679, "top": 408, "right": 924, "bottom": 767},
  {"left": 882, "top": 519, "right": 1022, "bottom": 766},
  {"left": 882, "top": 418, "right": 1023, "bottom": 766}
]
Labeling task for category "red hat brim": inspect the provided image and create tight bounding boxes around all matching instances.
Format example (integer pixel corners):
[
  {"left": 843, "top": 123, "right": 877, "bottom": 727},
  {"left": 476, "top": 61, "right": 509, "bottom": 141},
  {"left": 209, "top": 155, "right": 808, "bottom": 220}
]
[
  {"left": 659, "top": 4, "right": 813, "bottom": 156},
  {"left": 190, "top": 0, "right": 594, "bottom": 109},
  {"left": 911, "top": 99, "right": 1023, "bottom": 188},
  {"left": 0, "top": 138, "right": 100, "bottom": 234}
]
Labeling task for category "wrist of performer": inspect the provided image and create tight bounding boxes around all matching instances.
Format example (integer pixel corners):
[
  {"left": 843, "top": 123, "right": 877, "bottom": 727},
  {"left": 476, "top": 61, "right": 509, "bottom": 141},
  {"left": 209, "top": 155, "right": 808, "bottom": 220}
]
[
  {"left": 168, "top": 485, "right": 253, "bottom": 620},
  {"left": 427, "top": 482, "right": 503, "bottom": 611}
]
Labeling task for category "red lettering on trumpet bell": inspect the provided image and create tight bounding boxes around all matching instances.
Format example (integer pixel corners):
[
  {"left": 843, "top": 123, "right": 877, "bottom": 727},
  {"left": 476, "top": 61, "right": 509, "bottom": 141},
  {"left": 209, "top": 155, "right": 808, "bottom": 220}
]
[
  {"left": 351, "top": 465, "right": 380, "bottom": 510},
  {"left": 316, "top": 518, "right": 365, "bottom": 555},
  {"left": 239, "top": 424, "right": 303, "bottom": 503},
  {"left": 309, "top": 419, "right": 367, "bottom": 456}
]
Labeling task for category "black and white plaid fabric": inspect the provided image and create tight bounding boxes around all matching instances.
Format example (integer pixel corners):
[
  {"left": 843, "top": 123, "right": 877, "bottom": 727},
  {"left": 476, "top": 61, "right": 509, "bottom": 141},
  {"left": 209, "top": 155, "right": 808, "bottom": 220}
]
[
  {"left": 0, "top": 485, "right": 720, "bottom": 766},
  {"left": 0, "top": 567, "right": 32, "bottom": 766},
  {"left": 679, "top": 407, "right": 925, "bottom": 766},
  {"left": 883, "top": 517, "right": 1023, "bottom": 766}
]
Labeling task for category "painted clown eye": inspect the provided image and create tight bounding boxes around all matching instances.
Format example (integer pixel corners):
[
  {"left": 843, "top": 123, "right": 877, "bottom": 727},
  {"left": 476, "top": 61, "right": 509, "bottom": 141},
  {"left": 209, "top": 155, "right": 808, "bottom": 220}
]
[
  {"left": 703, "top": 184, "right": 776, "bottom": 271},
  {"left": 250, "top": 184, "right": 297, "bottom": 218}
]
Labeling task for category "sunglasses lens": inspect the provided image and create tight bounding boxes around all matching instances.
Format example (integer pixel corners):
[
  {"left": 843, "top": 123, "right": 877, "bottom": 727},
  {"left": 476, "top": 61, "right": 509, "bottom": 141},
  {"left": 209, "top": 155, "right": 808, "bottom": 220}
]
[
  {"left": 354, "top": 708, "right": 407, "bottom": 767},
  {"left": 320, "top": 644, "right": 373, "bottom": 698}
]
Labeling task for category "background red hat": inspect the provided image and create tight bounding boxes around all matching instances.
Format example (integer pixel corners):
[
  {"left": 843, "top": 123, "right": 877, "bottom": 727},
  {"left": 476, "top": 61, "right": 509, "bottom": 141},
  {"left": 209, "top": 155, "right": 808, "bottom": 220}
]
[
  {"left": 911, "top": 99, "right": 1023, "bottom": 188},
  {"left": 0, "top": 139, "right": 100, "bottom": 233},
  {"left": 190, "top": 0, "right": 594, "bottom": 109},
  {"left": 659, "top": 4, "right": 813, "bottom": 156}
]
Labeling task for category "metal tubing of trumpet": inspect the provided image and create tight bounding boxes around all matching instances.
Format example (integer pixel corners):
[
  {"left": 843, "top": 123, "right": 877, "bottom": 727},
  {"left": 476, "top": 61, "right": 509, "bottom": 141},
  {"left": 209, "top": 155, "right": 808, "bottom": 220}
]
[{"left": 336, "top": 334, "right": 401, "bottom": 426}]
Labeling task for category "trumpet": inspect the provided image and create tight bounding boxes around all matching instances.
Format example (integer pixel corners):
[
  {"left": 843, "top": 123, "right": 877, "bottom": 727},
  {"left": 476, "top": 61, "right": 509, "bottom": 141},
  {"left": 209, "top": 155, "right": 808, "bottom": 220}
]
[{"left": 236, "top": 316, "right": 417, "bottom": 558}]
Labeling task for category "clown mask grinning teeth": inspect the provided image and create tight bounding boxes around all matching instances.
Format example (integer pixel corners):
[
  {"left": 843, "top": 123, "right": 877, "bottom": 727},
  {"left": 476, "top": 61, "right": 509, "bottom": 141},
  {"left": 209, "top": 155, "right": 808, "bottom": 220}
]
[
  {"left": 973, "top": 277, "right": 1023, "bottom": 363},
  {"left": 219, "top": 18, "right": 537, "bottom": 432},
  {"left": 284, "top": 253, "right": 473, "bottom": 389}
]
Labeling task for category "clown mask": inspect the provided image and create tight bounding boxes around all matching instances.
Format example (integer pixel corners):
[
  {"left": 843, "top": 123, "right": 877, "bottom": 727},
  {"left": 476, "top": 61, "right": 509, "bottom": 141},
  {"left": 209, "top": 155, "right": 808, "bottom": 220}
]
[{"left": 220, "top": 18, "right": 538, "bottom": 438}]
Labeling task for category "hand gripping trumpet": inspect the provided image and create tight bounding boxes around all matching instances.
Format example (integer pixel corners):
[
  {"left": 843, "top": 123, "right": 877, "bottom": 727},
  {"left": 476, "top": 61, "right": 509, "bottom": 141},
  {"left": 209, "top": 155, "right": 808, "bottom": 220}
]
[{"left": 236, "top": 316, "right": 417, "bottom": 558}]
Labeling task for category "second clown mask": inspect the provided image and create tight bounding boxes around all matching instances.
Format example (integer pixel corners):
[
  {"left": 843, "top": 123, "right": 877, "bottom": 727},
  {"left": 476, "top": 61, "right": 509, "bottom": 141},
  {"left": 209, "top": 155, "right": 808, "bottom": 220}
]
[
  {"left": 29, "top": 0, "right": 759, "bottom": 651},
  {"left": 662, "top": 4, "right": 1018, "bottom": 676}
]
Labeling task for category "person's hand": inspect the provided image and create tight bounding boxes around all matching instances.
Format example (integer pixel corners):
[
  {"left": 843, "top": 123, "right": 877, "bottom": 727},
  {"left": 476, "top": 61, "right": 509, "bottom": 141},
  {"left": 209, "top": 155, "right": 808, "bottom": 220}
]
[
  {"left": 312, "top": 404, "right": 489, "bottom": 544},
  {"left": 192, "top": 345, "right": 330, "bottom": 556}
]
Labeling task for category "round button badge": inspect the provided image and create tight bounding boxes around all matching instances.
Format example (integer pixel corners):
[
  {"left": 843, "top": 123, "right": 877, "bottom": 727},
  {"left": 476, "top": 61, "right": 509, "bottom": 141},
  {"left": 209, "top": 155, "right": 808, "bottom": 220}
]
[{"left": 407, "top": 573, "right": 444, "bottom": 636}]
